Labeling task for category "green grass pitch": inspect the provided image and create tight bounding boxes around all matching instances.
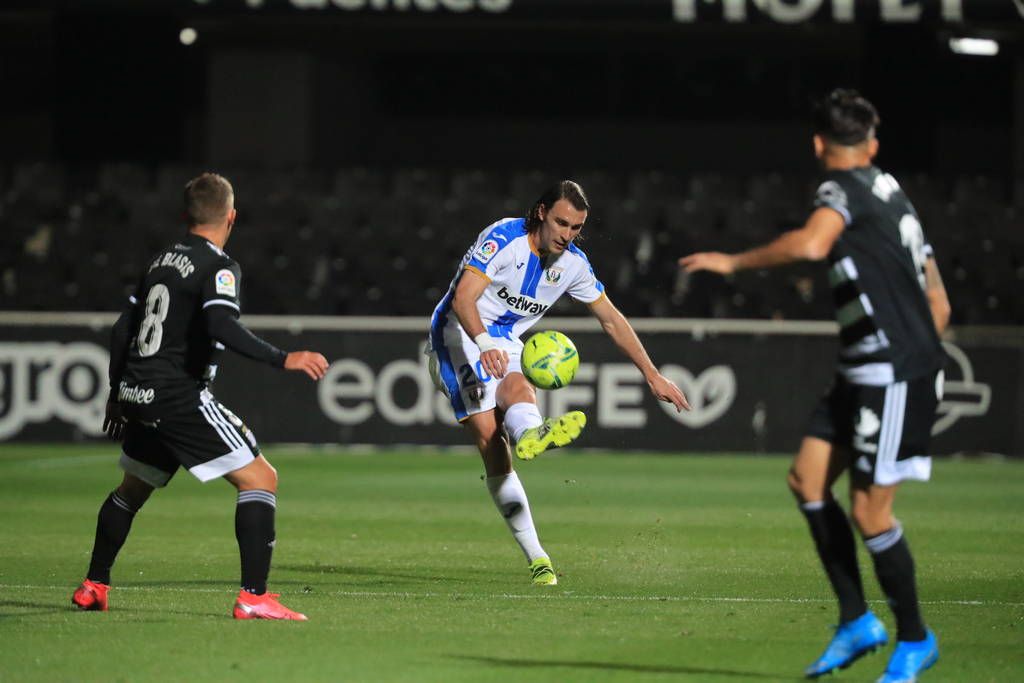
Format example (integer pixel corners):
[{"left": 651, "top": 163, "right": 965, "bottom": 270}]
[{"left": 1, "top": 445, "right": 1021, "bottom": 682}]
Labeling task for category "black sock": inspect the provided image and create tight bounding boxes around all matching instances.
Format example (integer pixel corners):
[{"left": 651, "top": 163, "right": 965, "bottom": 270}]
[
  {"left": 86, "top": 491, "right": 139, "bottom": 585},
  {"left": 866, "top": 524, "right": 927, "bottom": 642},
  {"left": 800, "top": 499, "right": 867, "bottom": 623},
  {"left": 235, "top": 490, "right": 276, "bottom": 595}
]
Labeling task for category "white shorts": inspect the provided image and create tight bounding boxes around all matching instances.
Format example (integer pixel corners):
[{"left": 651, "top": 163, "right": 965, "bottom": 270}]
[{"left": 427, "top": 325, "right": 522, "bottom": 422}]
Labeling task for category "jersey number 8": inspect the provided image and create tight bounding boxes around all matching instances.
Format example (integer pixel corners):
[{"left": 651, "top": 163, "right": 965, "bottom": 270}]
[{"left": 138, "top": 284, "right": 170, "bottom": 357}]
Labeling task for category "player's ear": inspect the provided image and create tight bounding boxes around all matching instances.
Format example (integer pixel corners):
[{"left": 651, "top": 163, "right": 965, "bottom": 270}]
[
  {"left": 813, "top": 135, "right": 825, "bottom": 159},
  {"left": 868, "top": 137, "right": 879, "bottom": 159}
]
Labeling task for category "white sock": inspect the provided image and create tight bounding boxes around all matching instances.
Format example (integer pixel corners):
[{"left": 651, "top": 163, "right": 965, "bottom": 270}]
[
  {"left": 486, "top": 471, "right": 546, "bottom": 562},
  {"left": 503, "top": 402, "right": 543, "bottom": 443}
]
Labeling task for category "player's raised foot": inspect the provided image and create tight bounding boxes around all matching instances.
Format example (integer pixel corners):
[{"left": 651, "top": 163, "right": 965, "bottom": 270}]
[
  {"left": 232, "top": 590, "right": 308, "bottom": 621},
  {"left": 72, "top": 579, "right": 110, "bottom": 611},
  {"left": 876, "top": 630, "right": 938, "bottom": 683},
  {"left": 804, "top": 611, "right": 888, "bottom": 678},
  {"left": 515, "top": 411, "right": 587, "bottom": 461},
  {"left": 530, "top": 557, "right": 558, "bottom": 586}
]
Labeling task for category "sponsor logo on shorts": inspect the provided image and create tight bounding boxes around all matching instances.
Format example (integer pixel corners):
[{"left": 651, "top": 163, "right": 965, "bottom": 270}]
[
  {"left": 854, "top": 407, "right": 880, "bottom": 454},
  {"left": 496, "top": 286, "right": 550, "bottom": 315},
  {"left": 118, "top": 381, "right": 156, "bottom": 405},
  {"left": 474, "top": 239, "right": 500, "bottom": 264}
]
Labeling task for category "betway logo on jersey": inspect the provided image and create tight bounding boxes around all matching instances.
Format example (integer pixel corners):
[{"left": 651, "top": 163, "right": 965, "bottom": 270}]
[{"left": 496, "top": 287, "right": 549, "bottom": 316}]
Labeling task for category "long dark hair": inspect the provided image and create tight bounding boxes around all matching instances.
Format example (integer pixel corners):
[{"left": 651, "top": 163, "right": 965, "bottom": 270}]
[{"left": 525, "top": 180, "right": 590, "bottom": 233}]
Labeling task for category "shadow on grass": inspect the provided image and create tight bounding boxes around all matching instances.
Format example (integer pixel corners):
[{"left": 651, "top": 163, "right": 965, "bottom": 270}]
[
  {"left": 450, "top": 654, "right": 796, "bottom": 680},
  {"left": 118, "top": 579, "right": 303, "bottom": 588},
  {"left": 275, "top": 563, "right": 489, "bottom": 585},
  {"left": 0, "top": 599, "right": 68, "bottom": 618}
]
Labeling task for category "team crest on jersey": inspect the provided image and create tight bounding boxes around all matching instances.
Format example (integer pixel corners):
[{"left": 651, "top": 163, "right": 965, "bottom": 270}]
[
  {"left": 215, "top": 269, "right": 236, "bottom": 297},
  {"left": 474, "top": 240, "right": 500, "bottom": 264},
  {"left": 816, "top": 181, "right": 848, "bottom": 209},
  {"left": 544, "top": 267, "right": 563, "bottom": 284}
]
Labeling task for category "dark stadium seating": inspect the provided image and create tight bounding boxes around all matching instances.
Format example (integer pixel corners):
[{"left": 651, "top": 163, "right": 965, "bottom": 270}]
[{"left": 1, "top": 162, "right": 1020, "bottom": 324}]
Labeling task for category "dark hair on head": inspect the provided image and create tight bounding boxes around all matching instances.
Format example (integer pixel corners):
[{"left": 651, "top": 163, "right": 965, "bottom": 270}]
[
  {"left": 812, "top": 89, "right": 880, "bottom": 146},
  {"left": 184, "top": 172, "right": 234, "bottom": 227},
  {"left": 525, "top": 180, "right": 590, "bottom": 232}
]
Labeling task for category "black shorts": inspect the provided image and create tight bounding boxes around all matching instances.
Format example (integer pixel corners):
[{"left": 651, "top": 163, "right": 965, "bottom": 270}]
[
  {"left": 806, "top": 371, "right": 942, "bottom": 487},
  {"left": 119, "top": 392, "right": 261, "bottom": 488}
]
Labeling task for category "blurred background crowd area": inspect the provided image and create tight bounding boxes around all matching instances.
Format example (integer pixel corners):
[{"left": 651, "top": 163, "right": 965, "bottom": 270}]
[
  {"left": 1, "top": 2, "right": 1021, "bottom": 323},
  {"left": 2, "top": 161, "right": 1020, "bottom": 322}
]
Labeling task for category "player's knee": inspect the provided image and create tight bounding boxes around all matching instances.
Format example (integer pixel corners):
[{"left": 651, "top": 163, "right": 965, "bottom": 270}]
[
  {"left": 496, "top": 373, "right": 535, "bottom": 405},
  {"left": 786, "top": 468, "right": 808, "bottom": 500},
  {"left": 850, "top": 500, "right": 890, "bottom": 537},
  {"left": 259, "top": 460, "right": 279, "bottom": 493},
  {"left": 117, "top": 475, "right": 155, "bottom": 509}
]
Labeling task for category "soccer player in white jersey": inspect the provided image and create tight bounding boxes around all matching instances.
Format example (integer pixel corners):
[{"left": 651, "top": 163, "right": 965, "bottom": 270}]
[{"left": 428, "top": 180, "right": 690, "bottom": 585}]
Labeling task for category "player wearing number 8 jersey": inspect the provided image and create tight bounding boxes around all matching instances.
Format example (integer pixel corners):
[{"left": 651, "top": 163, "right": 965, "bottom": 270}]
[
  {"left": 680, "top": 90, "right": 950, "bottom": 682},
  {"left": 428, "top": 180, "right": 689, "bottom": 586},
  {"left": 71, "top": 173, "right": 328, "bottom": 620}
]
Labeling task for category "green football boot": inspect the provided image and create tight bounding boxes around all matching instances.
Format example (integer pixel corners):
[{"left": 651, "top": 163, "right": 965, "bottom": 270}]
[
  {"left": 530, "top": 557, "right": 558, "bottom": 586},
  {"left": 515, "top": 411, "right": 587, "bottom": 461}
]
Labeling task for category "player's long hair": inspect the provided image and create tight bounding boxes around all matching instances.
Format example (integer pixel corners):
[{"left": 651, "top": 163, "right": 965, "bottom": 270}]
[
  {"left": 813, "top": 89, "right": 880, "bottom": 146},
  {"left": 525, "top": 180, "right": 590, "bottom": 234}
]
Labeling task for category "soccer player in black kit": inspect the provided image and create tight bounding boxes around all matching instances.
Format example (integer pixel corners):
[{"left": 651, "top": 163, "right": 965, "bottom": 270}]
[
  {"left": 680, "top": 90, "right": 950, "bottom": 683},
  {"left": 71, "top": 173, "right": 329, "bottom": 620}
]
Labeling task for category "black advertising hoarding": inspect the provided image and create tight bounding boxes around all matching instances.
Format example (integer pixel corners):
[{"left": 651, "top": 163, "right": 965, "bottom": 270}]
[{"left": 0, "top": 315, "right": 1018, "bottom": 455}]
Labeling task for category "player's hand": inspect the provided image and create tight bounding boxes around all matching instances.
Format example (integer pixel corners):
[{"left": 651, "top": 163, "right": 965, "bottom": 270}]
[
  {"left": 285, "top": 351, "right": 329, "bottom": 381},
  {"left": 102, "top": 398, "right": 127, "bottom": 441},
  {"left": 479, "top": 348, "right": 509, "bottom": 379},
  {"left": 678, "top": 252, "right": 737, "bottom": 275},
  {"left": 648, "top": 373, "right": 691, "bottom": 413}
]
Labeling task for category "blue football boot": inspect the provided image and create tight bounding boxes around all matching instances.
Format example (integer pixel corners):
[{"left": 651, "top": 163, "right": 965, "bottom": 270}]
[
  {"left": 876, "top": 630, "right": 938, "bottom": 683},
  {"left": 805, "top": 611, "right": 889, "bottom": 678}
]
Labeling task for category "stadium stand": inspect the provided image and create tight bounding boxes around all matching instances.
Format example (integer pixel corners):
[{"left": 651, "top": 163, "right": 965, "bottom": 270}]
[{"left": 1, "top": 163, "right": 1020, "bottom": 323}]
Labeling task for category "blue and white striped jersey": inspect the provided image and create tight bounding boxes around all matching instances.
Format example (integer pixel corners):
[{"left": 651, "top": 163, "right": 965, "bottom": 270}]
[{"left": 430, "top": 217, "right": 605, "bottom": 345}]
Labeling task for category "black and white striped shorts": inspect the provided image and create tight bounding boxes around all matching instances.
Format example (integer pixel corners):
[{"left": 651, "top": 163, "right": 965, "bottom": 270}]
[
  {"left": 120, "top": 393, "right": 261, "bottom": 487},
  {"left": 806, "top": 370, "right": 942, "bottom": 486}
]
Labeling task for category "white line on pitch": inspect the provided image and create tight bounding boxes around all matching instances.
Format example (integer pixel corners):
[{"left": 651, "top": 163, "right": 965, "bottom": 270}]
[{"left": 2, "top": 584, "right": 1019, "bottom": 608}]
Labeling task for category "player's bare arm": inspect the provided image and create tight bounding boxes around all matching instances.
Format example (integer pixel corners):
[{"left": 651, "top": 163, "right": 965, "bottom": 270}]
[
  {"left": 923, "top": 257, "right": 951, "bottom": 335},
  {"left": 588, "top": 295, "right": 690, "bottom": 412},
  {"left": 451, "top": 266, "right": 509, "bottom": 379},
  {"left": 679, "top": 207, "right": 845, "bottom": 274}
]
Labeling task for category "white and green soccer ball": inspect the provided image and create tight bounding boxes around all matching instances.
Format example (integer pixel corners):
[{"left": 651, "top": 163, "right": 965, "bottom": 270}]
[{"left": 521, "top": 330, "right": 579, "bottom": 390}]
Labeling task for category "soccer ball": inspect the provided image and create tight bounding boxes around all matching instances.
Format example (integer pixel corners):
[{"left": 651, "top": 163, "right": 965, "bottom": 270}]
[{"left": 521, "top": 331, "right": 579, "bottom": 390}]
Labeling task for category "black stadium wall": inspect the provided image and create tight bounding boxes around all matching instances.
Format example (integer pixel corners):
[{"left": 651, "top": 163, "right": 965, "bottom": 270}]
[{"left": 1, "top": 315, "right": 1019, "bottom": 455}]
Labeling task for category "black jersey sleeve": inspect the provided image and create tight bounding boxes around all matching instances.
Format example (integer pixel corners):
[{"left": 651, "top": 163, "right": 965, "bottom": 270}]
[
  {"left": 108, "top": 284, "right": 144, "bottom": 390},
  {"left": 813, "top": 178, "right": 855, "bottom": 227},
  {"left": 205, "top": 306, "right": 287, "bottom": 368},
  {"left": 200, "top": 259, "right": 243, "bottom": 316}
]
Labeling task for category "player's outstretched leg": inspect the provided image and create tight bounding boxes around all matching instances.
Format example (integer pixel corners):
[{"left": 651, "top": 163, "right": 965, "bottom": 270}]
[
  {"left": 73, "top": 475, "right": 152, "bottom": 611},
  {"left": 514, "top": 410, "right": 587, "bottom": 461}
]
